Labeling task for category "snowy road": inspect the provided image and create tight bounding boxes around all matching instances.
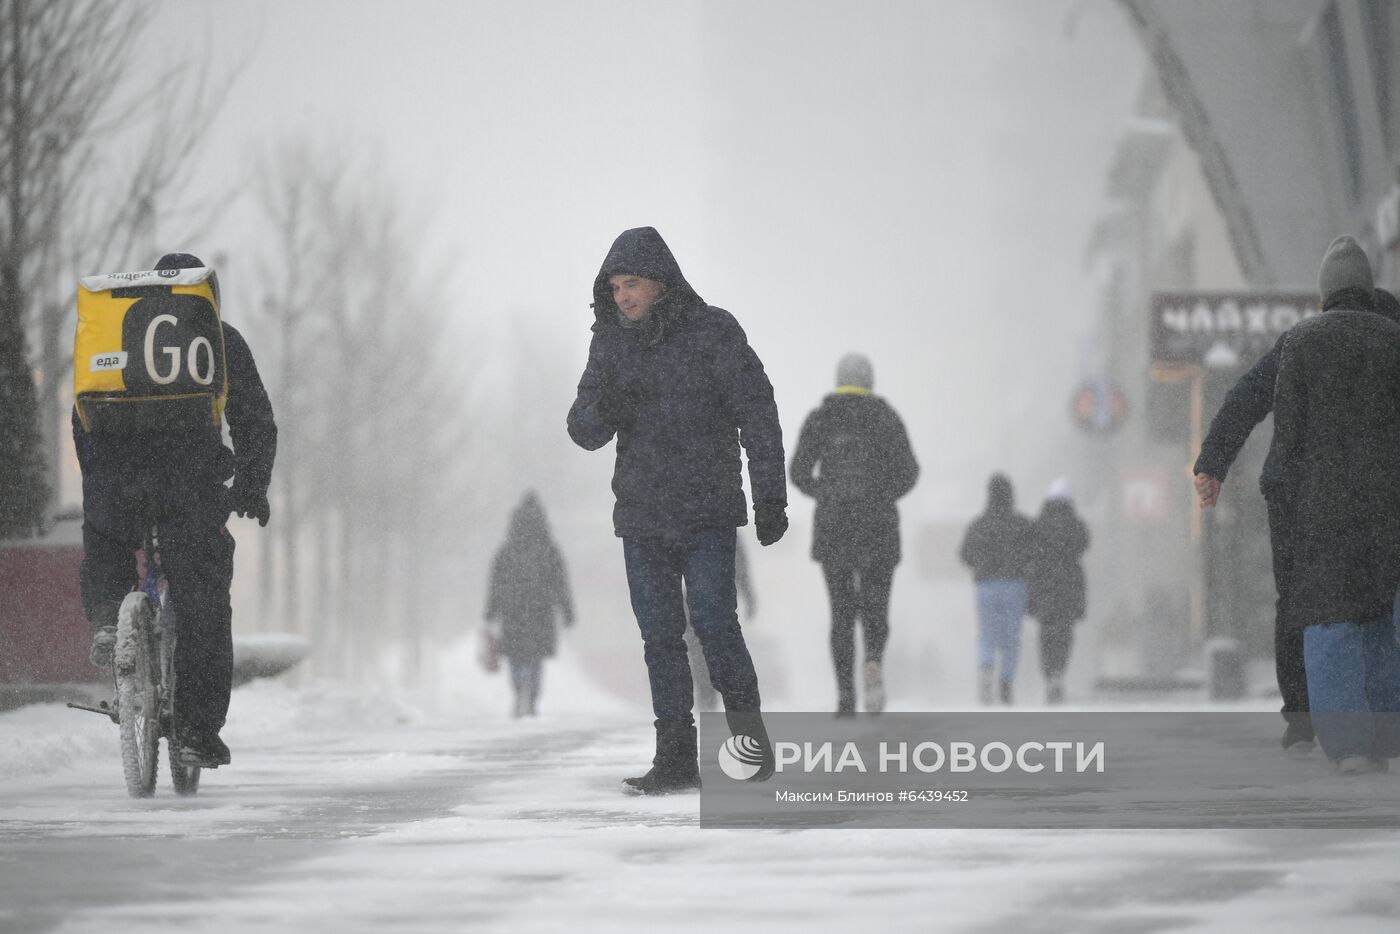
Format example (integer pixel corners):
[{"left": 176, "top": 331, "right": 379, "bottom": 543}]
[{"left": 3, "top": 682, "right": 1400, "bottom": 933}]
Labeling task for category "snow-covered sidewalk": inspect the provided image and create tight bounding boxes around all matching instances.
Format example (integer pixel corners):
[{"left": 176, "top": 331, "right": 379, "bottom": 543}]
[{"left": 2, "top": 676, "right": 1400, "bottom": 933}]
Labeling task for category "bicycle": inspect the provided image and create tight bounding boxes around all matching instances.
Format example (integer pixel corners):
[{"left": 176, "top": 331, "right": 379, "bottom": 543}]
[{"left": 69, "top": 524, "right": 201, "bottom": 798}]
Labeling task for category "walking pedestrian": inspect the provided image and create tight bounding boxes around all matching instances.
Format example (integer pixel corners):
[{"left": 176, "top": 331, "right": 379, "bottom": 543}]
[
  {"left": 567, "top": 227, "right": 787, "bottom": 794},
  {"left": 484, "top": 492, "right": 575, "bottom": 718},
  {"left": 1027, "top": 478, "right": 1089, "bottom": 705},
  {"left": 959, "top": 474, "right": 1036, "bottom": 705},
  {"left": 789, "top": 353, "right": 919, "bottom": 714},
  {"left": 1272, "top": 236, "right": 1400, "bottom": 774}
]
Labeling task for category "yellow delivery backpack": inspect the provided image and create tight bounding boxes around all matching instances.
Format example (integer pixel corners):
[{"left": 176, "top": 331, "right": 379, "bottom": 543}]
[{"left": 73, "top": 266, "right": 228, "bottom": 434}]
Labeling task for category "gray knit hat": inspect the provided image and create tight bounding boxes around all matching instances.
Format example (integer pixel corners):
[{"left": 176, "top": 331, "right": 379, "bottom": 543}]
[
  {"left": 835, "top": 353, "right": 873, "bottom": 390},
  {"left": 1318, "top": 235, "right": 1374, "bottom": 306}
]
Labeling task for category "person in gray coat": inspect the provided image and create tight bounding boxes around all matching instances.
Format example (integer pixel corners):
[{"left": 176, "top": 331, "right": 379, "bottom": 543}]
[
  {"left": 485, "top": 493, "right": 575, "bottom": 717},
  {"left": 1273, "top": 235, "right": 1400, "bottom": 773}
]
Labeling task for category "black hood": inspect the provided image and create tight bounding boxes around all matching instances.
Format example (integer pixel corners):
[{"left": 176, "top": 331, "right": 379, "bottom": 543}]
[
  {"left": 591, "top": 227, "right": 704, "bottom": 326},
  {"left": 987, "top": 473, "right": 1014, "bottom": 514}
]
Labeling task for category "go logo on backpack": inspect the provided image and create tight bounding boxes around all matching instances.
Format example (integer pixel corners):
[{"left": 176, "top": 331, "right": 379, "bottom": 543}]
[{"left": 73, "top": 266, "right": 228, "bottom": 433}]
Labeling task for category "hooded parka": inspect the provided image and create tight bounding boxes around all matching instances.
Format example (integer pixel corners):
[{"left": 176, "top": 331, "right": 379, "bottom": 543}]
[{"left": 566, "top": 227, "right": 786, "bottom": 540}]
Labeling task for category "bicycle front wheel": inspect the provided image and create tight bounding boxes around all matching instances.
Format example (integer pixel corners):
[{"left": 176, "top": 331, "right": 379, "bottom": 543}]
[{"left": 116, "top": 592, "right": 160, "bottom": 798}]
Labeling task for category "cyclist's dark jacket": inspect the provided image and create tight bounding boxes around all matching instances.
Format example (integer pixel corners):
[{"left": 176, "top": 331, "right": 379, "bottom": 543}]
[
  {"left": 72, "top": 322, "right": 277, "bottom": 495},
  {"left": 566, "top": 227, "right": 785, "bottom": 540}
]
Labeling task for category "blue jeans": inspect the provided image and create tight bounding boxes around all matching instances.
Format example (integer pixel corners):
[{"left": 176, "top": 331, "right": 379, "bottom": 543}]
[
  {"left": 1303, "top": 617, "right": 1400, "bottom": 760},
  {"left": 976, "top": 580, "right": 1027, "bottom": 685},
  {"left": 623, "top": 528, "right": 760, "bottom": 726},
  {"left": 509, "top": 657, "right": 542, "bottom": 708}
]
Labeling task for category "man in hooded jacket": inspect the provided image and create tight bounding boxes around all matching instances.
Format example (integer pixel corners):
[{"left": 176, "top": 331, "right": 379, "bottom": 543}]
[
  {"left": 1271, "top": 235, "right": 1400, "bottom": 773},
  {"left": 790, "top": 353, "right": 918, "bottom": 715},
  {"left": 1195, "top": 268, "right": 1400, "bottom": 756},
  {"left": 567, "top": 227, "right": 787, "bottom": 794}
]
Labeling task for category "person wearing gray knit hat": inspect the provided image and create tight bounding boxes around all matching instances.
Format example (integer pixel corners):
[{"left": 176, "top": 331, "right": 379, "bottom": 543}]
[
  {"left": 1317, "top": 234, "right": 1374, "bottom": 309},
  {"left": 791, "top": 354, "right": 918, "bottom": 714},
  {"left": 836, "top": 353, "right": 874, "bottom": 391},
  {"left": 1268, "top": 236, "right": 1400, "bottom": 773}
]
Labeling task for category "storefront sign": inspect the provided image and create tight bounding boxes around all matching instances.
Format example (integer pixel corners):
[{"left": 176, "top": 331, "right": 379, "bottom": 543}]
[{"left": 1150, "top": 291, "right": 1319, "bottom": 367}]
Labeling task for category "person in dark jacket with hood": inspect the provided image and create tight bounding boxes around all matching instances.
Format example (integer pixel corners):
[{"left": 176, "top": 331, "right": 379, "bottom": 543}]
[
  {"left": 959, "top": 474, "right": 1036, "bottom": 705},
  {"left": 1195, "top": 280, "right": 1400, "bottom": 757},
  {"left": 77, "top": 252, "right": 276, "bottom": 768},
  {"left": 790, "top": 353, "right": 919, "bottom": 715},
  {"left": 485, "top": 492, "right": 575, "bottom": 717},
  {"left": 567, "top": 227, "right": 787, "bottom": 795},
  {"left": 1271, "top": 235, "right": 1400, "bottom": 774},
  {"left": 1027, "top": 478, "right": 1089, "bottom": 704}
]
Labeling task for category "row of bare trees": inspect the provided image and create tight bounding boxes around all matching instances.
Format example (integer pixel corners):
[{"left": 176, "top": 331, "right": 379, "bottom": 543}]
[
  {"left": 242, "top": 140, "right": 477, "bottom": 683},
  {"left": 1, "top": 0, "right": 230, "bottom": 537}
]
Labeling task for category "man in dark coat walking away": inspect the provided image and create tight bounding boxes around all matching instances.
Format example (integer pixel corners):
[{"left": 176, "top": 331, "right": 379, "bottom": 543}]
[
  {"left": 1272, "top": 235, "right": 1400, "bottom": 774},
  {"left": 485, "top": 492, "right": 575, "bottom": 718},
  {"left": 790, "top": 353, "right": 919, "bottom": 715},
  {"left": 1195, "top": 284, "right": 1400, "bottom": 757},
  {"left": 959, "top": 474, "right": 1036, "bottom": 705},
  {"left": 567, "top": 227, "right": 787, "bottom": 795},
  {"left": 1027, "top": 478, "right": 1089, "bottom": 705}
]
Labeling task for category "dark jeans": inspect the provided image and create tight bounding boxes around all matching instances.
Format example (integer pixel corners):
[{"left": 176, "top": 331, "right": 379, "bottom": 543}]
[
  {"left": 623, "top": 527, "right": 760, "bottom": 726},
  {"left": 822, "top": 563, "right": 893, "bottom": 700},
  {"left": 81, "top": 463, "right": 234, "bottom": 737},
  {"left": 1038, "top": 616, "right": 1075, "bottom": 680},
  {"left": 1267, "top": 495, "right": 1312, "bottom": 741}
]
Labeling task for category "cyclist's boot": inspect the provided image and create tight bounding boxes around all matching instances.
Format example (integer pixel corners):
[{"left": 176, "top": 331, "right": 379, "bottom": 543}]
[
  {"left": 87, "top": 599, "right": 121, "bottom": 669},
  {"left": 178, "top": 730, "right": 231, "bottom": 768}
]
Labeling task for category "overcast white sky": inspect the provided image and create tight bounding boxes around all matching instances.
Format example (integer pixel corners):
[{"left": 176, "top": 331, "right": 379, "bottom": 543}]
[{"left": 144, "top": 0, "right": 1145, "bottom": 526}]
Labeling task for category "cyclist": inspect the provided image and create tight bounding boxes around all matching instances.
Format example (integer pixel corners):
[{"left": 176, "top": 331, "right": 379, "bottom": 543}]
[{"left": 77, "top": 252, "right": 277, "bottom": 768}]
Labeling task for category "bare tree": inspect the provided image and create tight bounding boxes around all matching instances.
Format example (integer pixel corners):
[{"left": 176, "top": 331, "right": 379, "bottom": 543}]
[
  {"left": 248, "top": 137, "right": 474, "bottom": 681},
  {"left": 0, "top": 0, "right": 236, "bottom": 531}
]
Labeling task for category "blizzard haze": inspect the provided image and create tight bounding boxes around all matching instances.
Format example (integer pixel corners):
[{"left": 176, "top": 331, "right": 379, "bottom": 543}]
[{"left": 113, "top": 1, "right": 1144, "bottom": 703}]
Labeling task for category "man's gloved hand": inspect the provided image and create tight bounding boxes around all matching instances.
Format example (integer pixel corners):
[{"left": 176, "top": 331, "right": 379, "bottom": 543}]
[
  {"left": 598, "top": 379, "right": 647, "bottom": 428},
  {"left": 754, "top": 501, "right": 788, "bottom": 547},
  {"left": 228, "top": 485, "right": 272, "bottom": 527}
]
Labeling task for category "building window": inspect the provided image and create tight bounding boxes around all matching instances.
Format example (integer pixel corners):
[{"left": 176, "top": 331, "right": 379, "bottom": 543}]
[{"left": 1322, "top": 2, "right": 1364, "bottom": 205}]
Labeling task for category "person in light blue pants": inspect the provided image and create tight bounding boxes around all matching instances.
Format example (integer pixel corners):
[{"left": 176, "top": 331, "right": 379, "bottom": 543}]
[
  {"left": 959, "top": 474, "right": 1037, "bottom": 705},
  {"left": 976, "top": 580, "right": 1028, "bottom": 703}
]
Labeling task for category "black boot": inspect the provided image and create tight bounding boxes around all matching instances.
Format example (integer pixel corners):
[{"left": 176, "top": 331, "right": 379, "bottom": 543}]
[
  {"left": 724, "top": 707, "right": 776, "bottom": 782},
  {"left": 622, "top": 721, "right": 701, "bottom": 795}
]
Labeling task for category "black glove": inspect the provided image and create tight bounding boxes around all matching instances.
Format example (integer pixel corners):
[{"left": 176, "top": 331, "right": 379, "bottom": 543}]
[
  {"left": 598, "top": 379, "right": 646, "bottom": 428},
  {"left": 754, "top": 501, "right": 788, "bottom": 547},
  {"left": 228, "top": 485, "right": 271, "bottom": 527}
]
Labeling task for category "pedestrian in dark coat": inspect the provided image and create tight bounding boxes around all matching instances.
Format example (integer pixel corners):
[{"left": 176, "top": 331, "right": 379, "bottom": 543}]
[
  {"left": 1273, "top": 235, "right": 1400, "bottom": 772},
  {"left": 790, "top": 353, "right": 919, "bottom": 714},
  {"left": 567, "top": 226, "right": 787, "bottom": 794},
  {"left": 959, "top": 474, "right": 1036, "bottom": 705},
  {"left": 1027, "top": 479, "right": 1089, "bottom": 704},
  {"left": 1194, "top": 286, "right": 1400, "bottom": 754},
  {"left": 484, "top": 492, "right": 574, "bottom": 718}
]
